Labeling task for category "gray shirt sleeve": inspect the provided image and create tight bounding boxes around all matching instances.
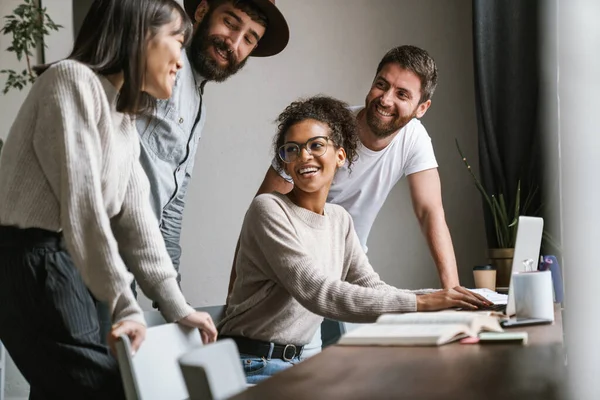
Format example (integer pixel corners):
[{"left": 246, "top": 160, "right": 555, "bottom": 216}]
[{"left": 159, "top": 170, "right": 192, "bottom": 278}]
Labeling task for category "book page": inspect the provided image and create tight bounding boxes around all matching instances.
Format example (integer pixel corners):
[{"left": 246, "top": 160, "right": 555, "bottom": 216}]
[
  {"left": 338, "top": 324, "right": 469, "bottom": 346},
  {"left": 376, "top": 312, "right": 503, "bottom": 334},
  {"left": 376, "top": 312, "right": 485, "bottom": 326}
]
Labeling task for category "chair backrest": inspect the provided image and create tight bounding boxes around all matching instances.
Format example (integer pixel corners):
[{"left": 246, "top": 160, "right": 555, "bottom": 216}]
[
  {"left": 321, "top": 319, "right": 347, "bottom": 347},
  {"left": 194, "top": 305, "right": 226, "bottom": 325},
  {"left": 178, "top": 339, "right": 246, "bottom": 400},
  {"left": 143, "top": 305, "right": 226, "bottom": 329},
  {"left": 116, "top": 323, "right": 202, "bottom": 400}
]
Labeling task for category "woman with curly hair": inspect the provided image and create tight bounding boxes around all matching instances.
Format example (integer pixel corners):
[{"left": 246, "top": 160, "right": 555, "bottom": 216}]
[{"left": 218, "top": 96, "right": 446, "bottom": 383}]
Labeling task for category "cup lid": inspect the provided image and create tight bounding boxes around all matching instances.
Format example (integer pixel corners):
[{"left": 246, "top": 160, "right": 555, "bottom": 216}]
[{"left": 473, "top": 265, "right": 496, "bottom": 271}]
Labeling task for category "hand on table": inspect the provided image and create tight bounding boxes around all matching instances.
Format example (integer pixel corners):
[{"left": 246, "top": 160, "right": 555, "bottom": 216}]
[
  {"left": 178, "top": 311, "right": 218, "bottom": 344},
  {"left": 416, "top": 286, "right": 494, "bottom": 311}
]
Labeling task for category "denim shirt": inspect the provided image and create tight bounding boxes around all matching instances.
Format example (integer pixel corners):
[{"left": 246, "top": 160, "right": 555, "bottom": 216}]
[{"left": 136, "top": 51, "right": 207, "bottom": 274}]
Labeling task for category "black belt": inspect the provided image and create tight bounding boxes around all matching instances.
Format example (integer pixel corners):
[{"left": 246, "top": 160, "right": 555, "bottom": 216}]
[
  {"left": 222, "top": 335, "right": 304, "bottom": 361},
  {"left": 0, "top": 226, "right": 64, "bottom": 249}
]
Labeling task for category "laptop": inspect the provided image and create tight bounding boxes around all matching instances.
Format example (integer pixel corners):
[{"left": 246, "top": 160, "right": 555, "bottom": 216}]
[
  {"left": 476, "top": 216, "right": 544, "bottom": 317},
  {"left": 504, "top": 216, "right": 544, "bottom": 316}
]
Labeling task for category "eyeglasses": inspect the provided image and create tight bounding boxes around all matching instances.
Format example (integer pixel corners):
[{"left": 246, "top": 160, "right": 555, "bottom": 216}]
[{"left": 278, "top": 136, "right": 335, "bottom": 163}]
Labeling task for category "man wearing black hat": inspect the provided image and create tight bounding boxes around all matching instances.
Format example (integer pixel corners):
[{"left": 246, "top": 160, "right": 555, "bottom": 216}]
[{"left": 135, "top": 0, "right": 289, "bottom": 288}]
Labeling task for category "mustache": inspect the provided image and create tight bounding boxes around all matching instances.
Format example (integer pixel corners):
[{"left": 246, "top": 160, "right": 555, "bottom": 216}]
[{"left": 211, "top": 36, "right": 238, "bottom": 66}]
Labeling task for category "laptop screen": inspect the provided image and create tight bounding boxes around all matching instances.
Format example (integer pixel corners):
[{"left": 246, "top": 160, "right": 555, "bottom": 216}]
[{"left": 505, "top": 216, "right": 544, "bottom": 315}]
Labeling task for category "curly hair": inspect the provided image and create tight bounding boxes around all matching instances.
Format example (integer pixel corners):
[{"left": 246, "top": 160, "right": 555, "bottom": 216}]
[{"left": 272, "top": 96, "right": 359, "bottom": 174}]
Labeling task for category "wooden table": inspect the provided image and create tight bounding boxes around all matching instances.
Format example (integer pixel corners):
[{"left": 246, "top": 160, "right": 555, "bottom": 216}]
[{"left": 231, "top": 307, "right": 566, "bottom": 400}]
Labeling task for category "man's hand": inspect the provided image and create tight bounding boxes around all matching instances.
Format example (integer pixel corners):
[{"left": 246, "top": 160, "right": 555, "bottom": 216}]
[
  {"left": 416, "top": 286, "right": 493, "bottom": 311},
  {"left": 178, "top": 311, "right": 218, "bottom": 344},
  {"left": 108, "top": 320, "right": 146, "bottom": 356}
]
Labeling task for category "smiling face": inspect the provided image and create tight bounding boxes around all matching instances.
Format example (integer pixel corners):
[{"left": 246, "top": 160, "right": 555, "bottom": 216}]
[
  {"left": 282, "top": 119, "right": 346, "bottom": 197},
  {"left": 188, "top": 2, "right": 266, "bottom": 82},
  {"left": 364, "top": 63, "right": 431, "bottom": 138},
  {"left": 143, "top": 15, "right": 186, "bottom": 99}
]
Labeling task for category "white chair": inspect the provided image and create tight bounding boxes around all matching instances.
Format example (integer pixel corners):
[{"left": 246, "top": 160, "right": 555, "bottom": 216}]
[
  {"left": 0, "top": 341, "right": 6, "bottom": 400},
  {"left": 115, "top": 323, "right": 202, "bottom": 400},
  {"left": 178, "top": 339, "right": 246, "bottom": 400}
]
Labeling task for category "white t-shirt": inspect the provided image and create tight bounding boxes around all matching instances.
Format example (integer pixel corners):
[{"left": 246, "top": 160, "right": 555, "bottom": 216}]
[{"left": 272, "top": 106, "right": 438, "bottom": 252}]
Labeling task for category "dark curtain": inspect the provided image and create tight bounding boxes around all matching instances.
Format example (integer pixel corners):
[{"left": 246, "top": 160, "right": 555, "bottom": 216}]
[{"left": 472, "top": 0, "right": 543, "bottom": 248}]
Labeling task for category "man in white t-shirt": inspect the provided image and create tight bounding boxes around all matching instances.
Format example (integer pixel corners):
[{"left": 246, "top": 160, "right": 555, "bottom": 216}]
[
  {"left": 241, "top": 45, "right": 459, "bottom": 287},
  {"left": 228, "top": 45, "right": 467, "bottom": 353}
]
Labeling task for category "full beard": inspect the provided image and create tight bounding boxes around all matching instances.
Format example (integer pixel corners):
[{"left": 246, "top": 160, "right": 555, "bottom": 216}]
[
  {"left": 365, "top": 101, "right": 417, "bottom": 139},
  {"left": 187, "top": 19, "right": 248, "bottom": 82}
]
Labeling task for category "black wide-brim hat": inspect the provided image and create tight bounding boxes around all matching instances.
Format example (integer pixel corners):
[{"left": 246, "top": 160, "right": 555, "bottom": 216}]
[{"left": 183, "top": 0, "right": 289, "bottom": 57}]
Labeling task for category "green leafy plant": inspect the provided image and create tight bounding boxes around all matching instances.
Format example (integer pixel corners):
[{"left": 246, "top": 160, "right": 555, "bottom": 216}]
[
  {"left": 0, "top": 0, "right": 62, "bottom": 94},
  {"left": 455, "top": 139, "right": 539, "bottom": 249}
]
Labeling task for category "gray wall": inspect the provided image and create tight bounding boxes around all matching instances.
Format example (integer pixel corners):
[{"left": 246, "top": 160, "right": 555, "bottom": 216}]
[
  {"left": 1, "top": 1, "right": 486, "bottom": 398},
  {"left": 0, "top": 0, "right": 39, "bottom": 140}
]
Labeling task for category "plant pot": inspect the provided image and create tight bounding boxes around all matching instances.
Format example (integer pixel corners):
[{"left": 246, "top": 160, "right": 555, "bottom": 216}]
[{"left": 487, "top": 248, "right": 514, "bottom": 291}]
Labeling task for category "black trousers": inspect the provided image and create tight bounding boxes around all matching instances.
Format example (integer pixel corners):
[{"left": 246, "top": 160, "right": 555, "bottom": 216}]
[{"left": 0, "top": 226, "right": 125, "bottom": 400}]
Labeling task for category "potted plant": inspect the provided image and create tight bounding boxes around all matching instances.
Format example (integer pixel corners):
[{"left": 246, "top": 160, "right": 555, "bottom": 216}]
[
  {"left": 0, "top": 0, "right": 61, "bottom": 94},
  {"left": 455, "top": 139, "right": 539, "bottom": 289}
]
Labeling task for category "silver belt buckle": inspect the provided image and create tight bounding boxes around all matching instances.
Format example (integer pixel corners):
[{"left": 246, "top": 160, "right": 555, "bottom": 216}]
[{"left": 282, "top": 344, "right": 296, "bottom": 361}]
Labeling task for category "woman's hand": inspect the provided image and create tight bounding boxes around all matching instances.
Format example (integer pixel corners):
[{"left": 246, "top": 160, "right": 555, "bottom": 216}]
[
  {"left": 416, "top": 286, "right": 493, "bottom": 311},
  {"left": 178, "top": 311, "right": 218, "bottom": 344},
  {"left": 107, "top": 320, "right": 146, "bottom": 356}
]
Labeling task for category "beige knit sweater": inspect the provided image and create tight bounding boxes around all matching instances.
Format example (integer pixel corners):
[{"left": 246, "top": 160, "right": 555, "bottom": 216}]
[
  {"left": 0, "top": 60, "right": 194, "bottom": 325},
  {"left": 219, "top": 192, "right": 433, "bottom": 345}
]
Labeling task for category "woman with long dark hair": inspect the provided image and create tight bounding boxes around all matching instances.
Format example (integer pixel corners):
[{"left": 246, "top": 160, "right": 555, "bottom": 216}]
[{"left": 0, "top": 1, "right": 216, "bottom": 398}]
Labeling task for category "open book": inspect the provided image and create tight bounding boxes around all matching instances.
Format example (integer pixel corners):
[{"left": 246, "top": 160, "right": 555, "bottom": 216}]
[{"left": 338, "top": 312, "right": 503, "bottom": 346}]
